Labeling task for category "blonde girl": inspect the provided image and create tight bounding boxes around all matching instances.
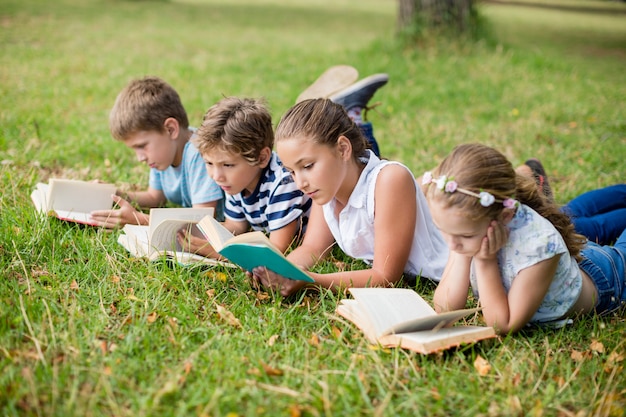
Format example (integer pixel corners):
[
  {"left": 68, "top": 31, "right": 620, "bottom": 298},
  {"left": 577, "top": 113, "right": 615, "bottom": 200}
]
[
  {"left": 252, "top": 98, "right": 448, "bottom": 296},
  {"left": 424, "top": 143, "right": 625, "bottom": 334}
]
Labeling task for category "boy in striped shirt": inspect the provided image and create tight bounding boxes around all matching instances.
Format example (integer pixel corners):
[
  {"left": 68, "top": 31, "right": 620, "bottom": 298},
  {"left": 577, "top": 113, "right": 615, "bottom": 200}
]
[{"left": 178, "top": 97, "right": 312, "bottom": 258}]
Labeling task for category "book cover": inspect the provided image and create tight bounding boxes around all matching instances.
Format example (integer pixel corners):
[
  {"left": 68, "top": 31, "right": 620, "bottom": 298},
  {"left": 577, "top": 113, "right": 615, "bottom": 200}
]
[{"left": 197, "top": 215, "right": 314, "bottom": 282}]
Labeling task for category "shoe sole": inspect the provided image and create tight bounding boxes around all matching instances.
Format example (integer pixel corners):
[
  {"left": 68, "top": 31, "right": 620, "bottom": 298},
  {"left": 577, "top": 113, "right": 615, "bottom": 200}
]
[
  {"left": 296, "top": 65, "right": 359, "bottom": 103},
  {"left": 329, "top": 73, "right": 389, "bottom": 103}
]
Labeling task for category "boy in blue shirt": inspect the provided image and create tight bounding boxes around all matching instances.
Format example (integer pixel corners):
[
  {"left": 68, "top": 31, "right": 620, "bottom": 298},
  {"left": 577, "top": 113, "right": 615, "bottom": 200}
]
[
  {"left": 90, "top": 76, "right": 223, "bottom": 228},
  {"left": 178, "top": 97, "right": 312, "bottom": 257}
]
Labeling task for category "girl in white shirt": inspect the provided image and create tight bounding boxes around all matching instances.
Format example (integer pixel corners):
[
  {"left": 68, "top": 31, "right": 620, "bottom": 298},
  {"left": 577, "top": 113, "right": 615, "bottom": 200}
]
[{"left": 252, "top": 98, "right": 448, "bottom": 296}]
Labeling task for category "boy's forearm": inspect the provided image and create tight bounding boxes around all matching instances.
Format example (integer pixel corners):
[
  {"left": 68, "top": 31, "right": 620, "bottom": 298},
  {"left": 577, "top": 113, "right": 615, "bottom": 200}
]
[{"left": 121, "top": 189, "right": 165, "bottom": 208}]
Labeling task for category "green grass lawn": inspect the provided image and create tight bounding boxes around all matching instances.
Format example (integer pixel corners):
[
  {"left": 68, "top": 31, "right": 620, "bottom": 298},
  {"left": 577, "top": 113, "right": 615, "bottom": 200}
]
[{"left": 1, "top": 0, "right": 625, "bottom": 416}]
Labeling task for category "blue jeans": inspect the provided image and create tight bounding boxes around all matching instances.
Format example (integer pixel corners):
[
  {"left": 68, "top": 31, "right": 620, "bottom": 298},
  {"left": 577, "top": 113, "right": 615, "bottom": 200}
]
[
  {"left": 562, "top": 184, "right": 626, "bottom": 245},
  {"left": 359, "top": 122, "right": 380, "bottom": 157},
  {"left": 578, "top": 228, "right": 626, "bottom": 314}
]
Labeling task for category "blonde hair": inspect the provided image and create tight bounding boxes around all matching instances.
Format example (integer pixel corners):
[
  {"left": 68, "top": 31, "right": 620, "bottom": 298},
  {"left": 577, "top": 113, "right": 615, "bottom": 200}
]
[
  {"left": 275, "top": 98, "right": 368, "bottom": 161},
  {"left": 109, "top": 76, "right": 189, "bottom": 141},
  {"left": 194, "top": 97, "right": 274, "bottom": 165},
  {"left": 425, "top": 143, "right": 586, "bottom": 260}
]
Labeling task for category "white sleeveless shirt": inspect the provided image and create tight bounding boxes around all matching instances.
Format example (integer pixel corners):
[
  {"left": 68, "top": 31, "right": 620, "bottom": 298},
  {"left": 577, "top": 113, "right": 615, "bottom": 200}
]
[{"left": 322, "top": 151, "right": 448, "bottom": 281}]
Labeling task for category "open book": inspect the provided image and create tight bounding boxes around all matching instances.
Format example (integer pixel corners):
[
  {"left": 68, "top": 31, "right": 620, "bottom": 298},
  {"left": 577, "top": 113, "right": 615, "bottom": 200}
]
[
  {"left": 117, "top": 208, "right": 232, "bottom": 266},
  {"left": 196, "top": 215, "right": 313, "bottom": 282},
  {"left": 336, "top": 288, "right": 496, "bottom": 354},
  {"left": 31, "top": 179, "right": 117, "bottom": 226}
]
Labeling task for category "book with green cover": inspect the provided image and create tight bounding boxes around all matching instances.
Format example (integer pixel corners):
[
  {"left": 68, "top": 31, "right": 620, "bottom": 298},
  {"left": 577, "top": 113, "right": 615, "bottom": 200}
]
[{"left": 196, "top": 215, "right": 314, "bottom": 282}]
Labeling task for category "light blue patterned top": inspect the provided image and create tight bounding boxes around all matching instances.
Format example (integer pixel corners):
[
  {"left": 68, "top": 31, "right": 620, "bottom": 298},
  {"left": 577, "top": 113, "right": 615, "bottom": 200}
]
[{"left": 470, "top": 203, "right": 582, "bottom": 325}]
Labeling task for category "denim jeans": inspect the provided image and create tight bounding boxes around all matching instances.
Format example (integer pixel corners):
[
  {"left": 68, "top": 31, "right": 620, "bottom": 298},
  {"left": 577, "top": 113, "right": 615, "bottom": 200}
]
[
  {"left": 578, "top": 228, "right": 626, "bottom": 314},
  {"left": 562, "top": 184, "right": 626, "bottom": 245},
  {"left": 359, "top": 122, "right": 380, "bottom": 157}
]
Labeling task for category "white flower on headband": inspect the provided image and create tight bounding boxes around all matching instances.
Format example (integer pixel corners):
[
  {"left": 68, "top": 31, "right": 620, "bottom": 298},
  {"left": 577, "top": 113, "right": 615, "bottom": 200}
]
[
  {"left": 479, "top": 192, "right": 495, "bottom": 207},
  {"left": 435, "top": 175, "right": 448, "bottom": 190}
]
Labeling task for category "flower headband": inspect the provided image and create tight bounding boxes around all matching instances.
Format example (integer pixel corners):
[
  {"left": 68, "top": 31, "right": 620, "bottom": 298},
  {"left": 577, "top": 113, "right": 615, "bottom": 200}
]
[{"left": 422, "top": 171, "right": 519, "bottom": 208}]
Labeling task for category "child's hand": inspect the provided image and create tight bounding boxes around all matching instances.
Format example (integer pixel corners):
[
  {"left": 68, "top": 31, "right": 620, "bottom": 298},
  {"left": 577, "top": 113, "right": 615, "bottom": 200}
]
[
  {"left": 251, "top": 266, "right": 307, "bottom": 297},
  {"left": 90, "top": 195, "right": 146, "bottom": 229},
  {"left": 475, "top": 220, "right": 509, "bottom": 261},
  {"left": 176, "top": 229, "right": 212, "bottom": 256}
]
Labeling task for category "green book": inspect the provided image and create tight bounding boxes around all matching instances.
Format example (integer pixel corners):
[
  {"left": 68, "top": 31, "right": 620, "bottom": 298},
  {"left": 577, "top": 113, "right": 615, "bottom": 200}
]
[{"left": 196, "top": 215, "right": 314, "bottom": 282}]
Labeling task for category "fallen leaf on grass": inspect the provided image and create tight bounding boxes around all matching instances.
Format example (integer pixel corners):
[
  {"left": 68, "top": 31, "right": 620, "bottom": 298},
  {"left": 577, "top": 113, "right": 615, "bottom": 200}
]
[
  {"left": 607, "top": 350, "right": 624, "bottom": 365},
  {"left": 30, "top": 268, "right": 50, "bottom": 278},
  {"left": 147, "top": 312, "right": 158, "bottom": 323},
  {"left": 255, "top": 291, "right": 270, "bottom": 302},
  {"left": 331, "top": 326, "right": 342, "bottom": 339},
  {"left": 260, "top": 360, "right": 283, "bottom": 377},
  {"left": 308, "top": 333, "right": 320, "bottom": 347},
  {"left": 268, "top": 334, "right": 279, "bottom": 346},
  {"left": 70, "top": 280, "right": 79, "bottom": 291},
  {"left": 474, "top": 355, "right": 491, "bottom": 376},
  {"left": 215, "top": 304, "right": 241, "bottom": 328},
  {"left": 605, "top": 350, "right": 625, "bottom": 373},
  {"left": 571, "top": 349, "right": 591, "bottom": 362},
  {"left": 590, "top": 340, "right": 604, "bottom": 353},
  {"left": 288, "top": 404, "right": 302, "bottom": 417},
  {"left": 206, "top": 271, "right": 227, "bottom": 282}
]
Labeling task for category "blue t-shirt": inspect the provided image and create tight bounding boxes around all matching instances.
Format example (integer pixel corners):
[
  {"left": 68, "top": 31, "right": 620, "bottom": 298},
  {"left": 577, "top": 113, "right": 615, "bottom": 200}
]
[
  {"left": 224, "top": 152, "right": 311, "bottom": 234},
  {"left": 149, "top": 135, "right": 223, "bottom": 211}
]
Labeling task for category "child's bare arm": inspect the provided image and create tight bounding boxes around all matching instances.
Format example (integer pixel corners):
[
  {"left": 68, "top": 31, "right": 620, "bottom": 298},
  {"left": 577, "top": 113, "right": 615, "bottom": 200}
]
[
  {"left": 267, "top": 220, "right": 300, "bottom": 254},
  {"left": 122, "top": 187, "right": 167, "bottom": 208},
  {"left": 433, "top": 252, "right": 472, "bottom": 313}
]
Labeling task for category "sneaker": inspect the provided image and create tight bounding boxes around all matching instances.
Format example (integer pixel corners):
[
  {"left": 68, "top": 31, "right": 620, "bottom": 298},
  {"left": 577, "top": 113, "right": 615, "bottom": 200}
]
[
  {"left": 329, "top": 73, "right": 389, "bottom": 112},
  {"left": 524, "top": 158, "right": 554, "bottom": 202},
  {"left": 296, "top": 65, "right": 359, "bottom": 103}
]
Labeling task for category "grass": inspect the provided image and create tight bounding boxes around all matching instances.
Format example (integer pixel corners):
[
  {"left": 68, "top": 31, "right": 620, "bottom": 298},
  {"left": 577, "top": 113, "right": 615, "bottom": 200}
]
[{"left": 1, "top": 0, "right": 625, "bottom": 416}]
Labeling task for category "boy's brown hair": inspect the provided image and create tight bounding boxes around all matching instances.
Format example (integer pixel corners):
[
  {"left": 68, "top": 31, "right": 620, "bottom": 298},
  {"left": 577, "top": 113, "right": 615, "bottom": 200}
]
[
  {"left": 194, "top": 97, "right": 274, "bottom": 165},
  {"left": 109, "top": 76, "right": 189, "bottom": 141}
]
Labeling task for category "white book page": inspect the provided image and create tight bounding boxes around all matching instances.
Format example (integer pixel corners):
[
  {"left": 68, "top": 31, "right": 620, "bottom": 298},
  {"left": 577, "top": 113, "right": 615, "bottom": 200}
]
[
  {"left": 197, "top": 215, "right": 235, "bottom": 252},
  {"left": 31, "top": 183, "right": 49, "bottom": 212},
  {"left": 54, "top": 210, "right": 100, "bottom": 226},
  {"left": 148, "top": 207, "right": 214, "bottom": 235},
  {"left": 118, "top": 225, "right": 151, "bottom": 257},
  {"left": 382, "top": 307, "right": 482, "bottom": 336},
  {"left": 348, "top": 288, "right": 437, "bottom": 338},
  {"left": 47, "top": 179, "right": 116, "bottom": 213}
]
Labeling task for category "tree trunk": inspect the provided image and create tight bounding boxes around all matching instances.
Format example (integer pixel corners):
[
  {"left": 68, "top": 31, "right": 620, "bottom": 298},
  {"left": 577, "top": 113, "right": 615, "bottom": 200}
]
[{"left": 397, "top": 0, "right": 474, "bottom": 32}]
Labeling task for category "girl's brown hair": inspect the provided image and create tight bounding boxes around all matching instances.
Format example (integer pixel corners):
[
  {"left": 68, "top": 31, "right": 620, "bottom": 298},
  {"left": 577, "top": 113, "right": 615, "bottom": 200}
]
[
  {"left": 425, "top": 143, "right": 586, "bottom": 260},
  {"left": 275, "top": 98, "right": 369, "bottom": 160}
]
